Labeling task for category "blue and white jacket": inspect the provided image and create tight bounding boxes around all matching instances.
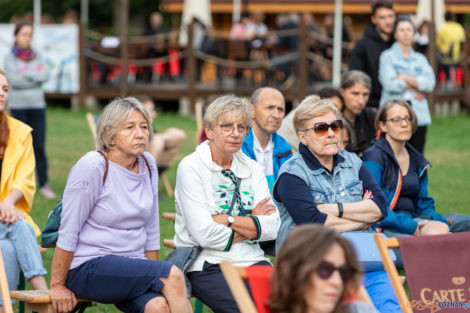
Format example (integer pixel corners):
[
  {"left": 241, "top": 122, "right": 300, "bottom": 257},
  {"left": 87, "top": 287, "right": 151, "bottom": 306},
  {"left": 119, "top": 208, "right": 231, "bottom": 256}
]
[
  {"left": 379, "top": 42, "right": 435, "bottom": 126},
  {"left": 242, "top": 130, "right": 292, "bottom": 182},
  {"left": 363, "top": 137, "right": 448, "bottom": 234}
]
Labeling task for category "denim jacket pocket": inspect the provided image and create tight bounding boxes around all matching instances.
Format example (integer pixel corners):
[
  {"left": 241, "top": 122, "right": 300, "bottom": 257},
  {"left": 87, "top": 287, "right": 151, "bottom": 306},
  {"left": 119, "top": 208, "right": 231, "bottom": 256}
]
[
  {"left": 310, "top": 188, "right": 327, "bottom": 204},
  {"left": 343, "top": 181, "right": 363, "bottom": 202}
]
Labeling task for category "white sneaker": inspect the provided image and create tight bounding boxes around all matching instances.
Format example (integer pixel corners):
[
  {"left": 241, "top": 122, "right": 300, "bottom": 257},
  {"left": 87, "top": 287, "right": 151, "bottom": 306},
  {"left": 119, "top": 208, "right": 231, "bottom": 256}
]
[{"left": 40, "top": 184, "right": 56, "bottom": 199}]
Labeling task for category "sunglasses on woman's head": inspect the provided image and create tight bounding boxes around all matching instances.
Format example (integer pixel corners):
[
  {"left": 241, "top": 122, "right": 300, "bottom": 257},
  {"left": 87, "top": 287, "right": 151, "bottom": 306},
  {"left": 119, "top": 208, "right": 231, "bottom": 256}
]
[
  {"left": 316, "top": 261, "right": 354, "bottom": 283},
  {"left": 303, "top": 120, "right": 343, "bottom": 136}
]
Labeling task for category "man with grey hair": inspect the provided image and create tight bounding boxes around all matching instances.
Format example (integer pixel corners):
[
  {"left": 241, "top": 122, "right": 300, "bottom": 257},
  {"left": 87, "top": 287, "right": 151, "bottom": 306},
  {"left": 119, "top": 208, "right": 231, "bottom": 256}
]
[{"left": 242, "top": 87, "right": 292, "bottom": 192}]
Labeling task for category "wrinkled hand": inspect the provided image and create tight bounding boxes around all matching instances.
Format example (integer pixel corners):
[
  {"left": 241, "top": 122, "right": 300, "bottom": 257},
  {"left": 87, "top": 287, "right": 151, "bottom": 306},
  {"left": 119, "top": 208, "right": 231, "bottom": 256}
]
[
  {"left": 212, "top": 214, "right": 229, "bottom": 225},
  {"left": 251, "top": 196, "right": 276, "bottom": 216},
  {"left": 50, "top": 285, "right": 77, "bottom": 313},
  {"left": 413, "top": 221, "right": 428, "bottom": 236},
  {"left": 233, "top": 231, "right": 248, "bottom": 244},
  {"left": 0, "top": 201, "right": 23, "bottom": 225}
]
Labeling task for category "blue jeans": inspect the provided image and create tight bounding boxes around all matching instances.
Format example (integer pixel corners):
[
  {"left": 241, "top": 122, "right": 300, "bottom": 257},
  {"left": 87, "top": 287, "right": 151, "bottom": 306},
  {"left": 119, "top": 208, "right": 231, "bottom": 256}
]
[{"left": 0, "top": 219, "right": 47, "bottom": 305}]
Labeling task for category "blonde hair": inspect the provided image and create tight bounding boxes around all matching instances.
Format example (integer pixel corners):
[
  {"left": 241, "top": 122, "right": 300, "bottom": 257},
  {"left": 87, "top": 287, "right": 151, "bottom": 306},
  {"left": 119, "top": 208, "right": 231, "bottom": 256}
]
[
  {"left": 293, "top": 95, "right": 341, "bottom": 133},
  {"left": 203, "top": 95, "right": 251, "bottom": 130},
  {"left": 96, "top": 97, "right": 152, "bottom": 151}
]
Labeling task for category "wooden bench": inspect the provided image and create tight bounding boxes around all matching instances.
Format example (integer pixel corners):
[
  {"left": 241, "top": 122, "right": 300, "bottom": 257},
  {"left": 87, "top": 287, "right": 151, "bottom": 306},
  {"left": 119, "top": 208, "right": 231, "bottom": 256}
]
[
  {"left": 162, "top": 212, "right": 176, "bottom": 249},
  {"left": 10, "top": 290, "right": 91, "bottom": 313}
]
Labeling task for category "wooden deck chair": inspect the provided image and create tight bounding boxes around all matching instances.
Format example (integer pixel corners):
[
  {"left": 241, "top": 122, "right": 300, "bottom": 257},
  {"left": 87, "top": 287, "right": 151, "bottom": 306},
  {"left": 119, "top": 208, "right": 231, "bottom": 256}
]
[
  {"left": 195, "top": 100, "right": 204, "bottom": 146},
  {"left": 86, "top": 113, "right": 174, "bottom": 196},
  {"left": 220, "top": 260, "right": 374, "bottom": 313},
  {"left": 374, "top": 232, "right": 470, "bottom": 313},
  {"left": 0, "top": 248, "right": 91, "bottom": 313}
]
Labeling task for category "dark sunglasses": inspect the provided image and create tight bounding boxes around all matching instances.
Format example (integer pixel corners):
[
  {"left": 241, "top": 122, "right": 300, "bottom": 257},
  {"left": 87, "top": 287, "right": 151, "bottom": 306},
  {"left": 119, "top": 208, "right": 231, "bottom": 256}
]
[
  {"left": 316, "top": 261, "right": 354, "bottom": 283},
  {"left": 303, "top": 120, "right": 344, "bottom": 136}
]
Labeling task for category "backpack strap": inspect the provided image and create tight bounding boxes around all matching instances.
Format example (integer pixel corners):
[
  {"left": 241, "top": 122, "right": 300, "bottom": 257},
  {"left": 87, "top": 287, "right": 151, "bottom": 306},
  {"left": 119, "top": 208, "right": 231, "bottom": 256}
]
[
  {"left": 96, "top": 150, "right": 152, "bottom": 183},
  {"left": 141, "top": 154, "right": 152, "bottom": 179},
  {"left": 96, "top": 150, "right": 109, "bottom": 184}
]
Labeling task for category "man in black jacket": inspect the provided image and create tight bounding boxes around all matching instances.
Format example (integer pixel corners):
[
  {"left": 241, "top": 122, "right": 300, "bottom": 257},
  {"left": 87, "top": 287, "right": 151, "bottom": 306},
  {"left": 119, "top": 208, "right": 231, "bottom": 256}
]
[{"left": 348, "top": 1, "right": 395, "bottom": 108}]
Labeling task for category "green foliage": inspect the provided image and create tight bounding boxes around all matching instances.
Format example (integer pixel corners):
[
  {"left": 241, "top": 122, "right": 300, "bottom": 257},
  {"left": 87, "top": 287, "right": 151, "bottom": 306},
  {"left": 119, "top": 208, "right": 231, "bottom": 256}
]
[
  {"left": 23, "top": 108, "right": 470, "bottom": 313},
  {"left": 0, "top": 0, "right": 160, "bottom": 30}
]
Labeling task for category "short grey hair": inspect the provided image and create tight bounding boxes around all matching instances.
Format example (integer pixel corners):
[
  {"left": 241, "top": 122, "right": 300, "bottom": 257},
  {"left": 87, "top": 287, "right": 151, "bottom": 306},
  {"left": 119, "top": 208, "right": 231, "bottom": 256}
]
[
  {"left": 96, "top": 97, "right": 153, "bottom": 151},
  {"left": 341, "top": 70, "right": 372, "bottom": 91},
  {"left": 203, "top": 95, "right": 251, "bottom": 130},
  {"left": 293, "top": 95, "right": 341, "bottom": 133}
]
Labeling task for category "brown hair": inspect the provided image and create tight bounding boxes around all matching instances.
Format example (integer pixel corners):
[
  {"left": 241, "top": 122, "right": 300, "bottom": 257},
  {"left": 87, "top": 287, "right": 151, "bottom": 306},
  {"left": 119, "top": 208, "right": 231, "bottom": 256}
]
[
  {"left": 14, "top": 21, "right": 33, "bottom": 36},
  {"left": 371, "top": 0, "right": 394, "bottom": 16},
  {"left": 268, "top": 224, "right": 361, "bottom": 313},
  {"left": 0, "top": 70, "right": 10, "bottom": 156},
  {"left": 375, "top": 99, "right": 418, "bottom": 135},
  {"left": 293, "top": 95, "right": 340, "bottom": 134}
]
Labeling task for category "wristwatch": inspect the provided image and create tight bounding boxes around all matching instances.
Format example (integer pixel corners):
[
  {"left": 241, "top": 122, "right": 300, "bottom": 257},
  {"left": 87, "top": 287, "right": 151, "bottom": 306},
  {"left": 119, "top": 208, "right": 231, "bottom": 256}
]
[{"left": 227, "top": 215, "right": 235, "bottom": 227}]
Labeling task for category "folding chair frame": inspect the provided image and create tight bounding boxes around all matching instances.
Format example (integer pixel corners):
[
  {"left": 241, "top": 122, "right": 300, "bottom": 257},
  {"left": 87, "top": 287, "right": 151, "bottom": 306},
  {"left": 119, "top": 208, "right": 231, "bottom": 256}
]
[{"left": 374, "top": 234, "right": 413, "bottom": 313}]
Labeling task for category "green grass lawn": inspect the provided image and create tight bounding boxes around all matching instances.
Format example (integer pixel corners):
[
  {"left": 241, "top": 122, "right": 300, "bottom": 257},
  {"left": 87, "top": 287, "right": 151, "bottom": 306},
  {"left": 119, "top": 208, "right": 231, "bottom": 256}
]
[{"left": 24, "top": 108, "right": 470, "bottom": 312}]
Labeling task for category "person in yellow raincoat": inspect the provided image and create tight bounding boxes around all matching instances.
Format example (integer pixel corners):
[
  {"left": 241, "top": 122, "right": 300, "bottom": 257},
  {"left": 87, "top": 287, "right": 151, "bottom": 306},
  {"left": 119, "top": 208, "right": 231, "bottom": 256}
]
[{"left": 0, "top": 69, "right": 47, "bottom": 311}]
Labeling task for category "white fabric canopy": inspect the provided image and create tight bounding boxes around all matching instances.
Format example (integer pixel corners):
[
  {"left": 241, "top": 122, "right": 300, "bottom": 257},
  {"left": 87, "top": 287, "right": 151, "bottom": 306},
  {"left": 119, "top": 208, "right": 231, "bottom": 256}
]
[
  {"left": 414, "top": 0, "right": 445, "bottom": 29},
  {"left": 179, "top": 0, "right": 212, "bottom": 46}
]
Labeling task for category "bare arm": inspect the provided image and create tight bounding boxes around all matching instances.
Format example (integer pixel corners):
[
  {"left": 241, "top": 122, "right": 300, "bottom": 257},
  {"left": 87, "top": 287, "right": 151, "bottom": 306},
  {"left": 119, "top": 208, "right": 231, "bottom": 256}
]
[
  {"left": 145, "top": 250, "right": 159, "bottom": 261},
  {"left": 323, "top": 215, "right": 371, "bottom": 232},
  {"left": 50, "top": 247, "right": 77, "bottom": 313},
  {"left": 317, "top": 199, "right": 383, "bottom": 223},
  {"left": 0, "top": 188, "right": 24, "bottom": 225},
  {"left": 212, "top": 196, "right": 277, "bottom": 240}
]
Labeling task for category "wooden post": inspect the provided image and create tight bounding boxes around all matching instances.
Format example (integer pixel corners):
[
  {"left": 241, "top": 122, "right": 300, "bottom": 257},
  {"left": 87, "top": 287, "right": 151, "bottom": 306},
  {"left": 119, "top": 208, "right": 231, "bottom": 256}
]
[
  {"left": 119, "top": 0, "right": 129, "bottom": 98},
  {"left": 298, "top": 17, "right": 308, "bottom": 102},
  {"left": 78, "top": 23, "right": 87, "bottom": 109},
  {"left": 427, "top": 0, "right": 438, "bottom": 116},
  {"left": 186, "top": 19, "right": 197, "bottom": 113}
]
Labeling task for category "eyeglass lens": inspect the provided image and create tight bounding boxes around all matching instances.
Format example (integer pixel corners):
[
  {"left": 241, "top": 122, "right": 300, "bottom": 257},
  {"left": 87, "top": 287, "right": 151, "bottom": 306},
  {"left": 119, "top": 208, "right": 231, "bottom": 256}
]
[{"left": 313, "top": 120, "right": 344, "bottom": 136}]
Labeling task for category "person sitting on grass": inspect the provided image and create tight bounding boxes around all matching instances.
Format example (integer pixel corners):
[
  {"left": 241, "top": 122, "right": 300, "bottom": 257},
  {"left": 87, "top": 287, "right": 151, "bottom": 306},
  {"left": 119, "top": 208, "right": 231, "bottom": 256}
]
[
  {"left": 50, "top": 97, "right": 192, "bottom": 313},
  {"left": 136, "top": 95, "right": 186, "bottom": 172}
]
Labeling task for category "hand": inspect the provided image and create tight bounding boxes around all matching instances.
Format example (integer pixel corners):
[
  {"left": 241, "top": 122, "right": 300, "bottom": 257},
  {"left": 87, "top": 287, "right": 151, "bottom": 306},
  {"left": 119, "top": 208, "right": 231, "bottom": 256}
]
[
  {"left": 251, "top": 196, "right": 276, "bottom": 216},
  {"left": 212, "top": 214, "right": 229, "bottom": 226},
  {"left": 413, "top": 221, "right": 428, "bottom": 236},
  {"left": 414, "top": 91, "right": 426, "bottom": 101},
  {"left": 397, "top": 73, "right": 409, "bottom": 82},
  {"left": 50, "top": 285, "right": 77, "bottom": 313},
  {"left": 363, "top": 190, "right": 373, "bottom": 200},
  {"left": 0, "top": 201, "right": 23, "bottom": 225},
  {"left": 232, "top": 231, "right": 248, "bottom": 244}
]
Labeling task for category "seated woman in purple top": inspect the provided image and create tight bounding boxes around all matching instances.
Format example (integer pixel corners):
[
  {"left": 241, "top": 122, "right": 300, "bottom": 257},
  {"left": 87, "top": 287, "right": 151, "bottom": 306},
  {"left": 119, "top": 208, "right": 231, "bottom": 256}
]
[{"left": 50, "top": 98, "right": 192, "bottom": 313}]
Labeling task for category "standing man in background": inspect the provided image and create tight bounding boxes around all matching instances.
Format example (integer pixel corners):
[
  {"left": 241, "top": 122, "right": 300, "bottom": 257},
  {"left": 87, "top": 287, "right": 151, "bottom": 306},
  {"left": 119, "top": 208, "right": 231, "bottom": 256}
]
[{"left": 348, "top": 0, "right": 395, "bottom": 109}]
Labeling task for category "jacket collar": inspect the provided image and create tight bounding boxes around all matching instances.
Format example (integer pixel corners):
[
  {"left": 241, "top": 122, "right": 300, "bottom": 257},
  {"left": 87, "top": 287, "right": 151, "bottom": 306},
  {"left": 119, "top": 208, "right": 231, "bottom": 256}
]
[
  {"left": 372, "top": 136, "right": 430, "bottom": 175},
  {"left": 243, "top": 129, "right": 292, "bottom": 157},
  {"left": 298, "top": 143, "right": 347, "bottom": 174},
  {"left": 196, "top": 140, "right": 252, "bottom": 178},
  {"left": 2, "top": 117, "right": 31, "bottom": 186},
  {"left": 391, "top": 41, "right": 419, "bottom": 60}
]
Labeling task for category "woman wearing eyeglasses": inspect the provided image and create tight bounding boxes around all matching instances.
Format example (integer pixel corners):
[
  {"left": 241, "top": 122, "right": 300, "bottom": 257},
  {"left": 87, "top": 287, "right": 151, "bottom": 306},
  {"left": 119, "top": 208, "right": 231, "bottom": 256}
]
[
  {"left": 363, "top": 99, "right": 450, "bottom": 238},
  {"left": 273, "top": 96, "right": 402, "bottom": 313},
  {"left": 269, "top": 224, "right": 377, "bottom": 313},
  {"left": 173, "top": 95, "right": 280, "bottom": 313}
]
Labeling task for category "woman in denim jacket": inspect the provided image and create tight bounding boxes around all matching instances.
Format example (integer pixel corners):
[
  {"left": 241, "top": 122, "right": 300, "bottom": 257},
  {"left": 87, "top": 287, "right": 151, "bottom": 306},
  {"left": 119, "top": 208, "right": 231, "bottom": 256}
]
[
  {"left": 273, "top": 95, "right": 402, "bottom": 313},
  {"left": 379, "top": 15, "right": 435, "bottom": 153}
]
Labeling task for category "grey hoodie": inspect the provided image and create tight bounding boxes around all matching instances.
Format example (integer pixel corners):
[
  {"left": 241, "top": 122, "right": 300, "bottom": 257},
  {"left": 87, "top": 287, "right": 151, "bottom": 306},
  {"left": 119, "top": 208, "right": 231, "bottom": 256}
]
[{"left": 4, "top": 51, "right": 49, "bottom": 109}]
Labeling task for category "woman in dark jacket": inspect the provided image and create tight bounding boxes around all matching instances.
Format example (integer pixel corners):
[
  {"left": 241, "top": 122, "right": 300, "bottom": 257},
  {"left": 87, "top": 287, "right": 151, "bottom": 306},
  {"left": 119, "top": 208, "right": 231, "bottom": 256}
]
[{"left": 363, "top": 99, "right": 449, "bottom": 237}]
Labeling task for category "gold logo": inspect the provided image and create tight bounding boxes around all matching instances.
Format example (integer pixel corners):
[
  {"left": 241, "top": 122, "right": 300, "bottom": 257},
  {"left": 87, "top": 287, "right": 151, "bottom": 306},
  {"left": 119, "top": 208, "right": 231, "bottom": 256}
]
[{"left": 452, "top": 276, "right": 466, "bottom": 285}]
